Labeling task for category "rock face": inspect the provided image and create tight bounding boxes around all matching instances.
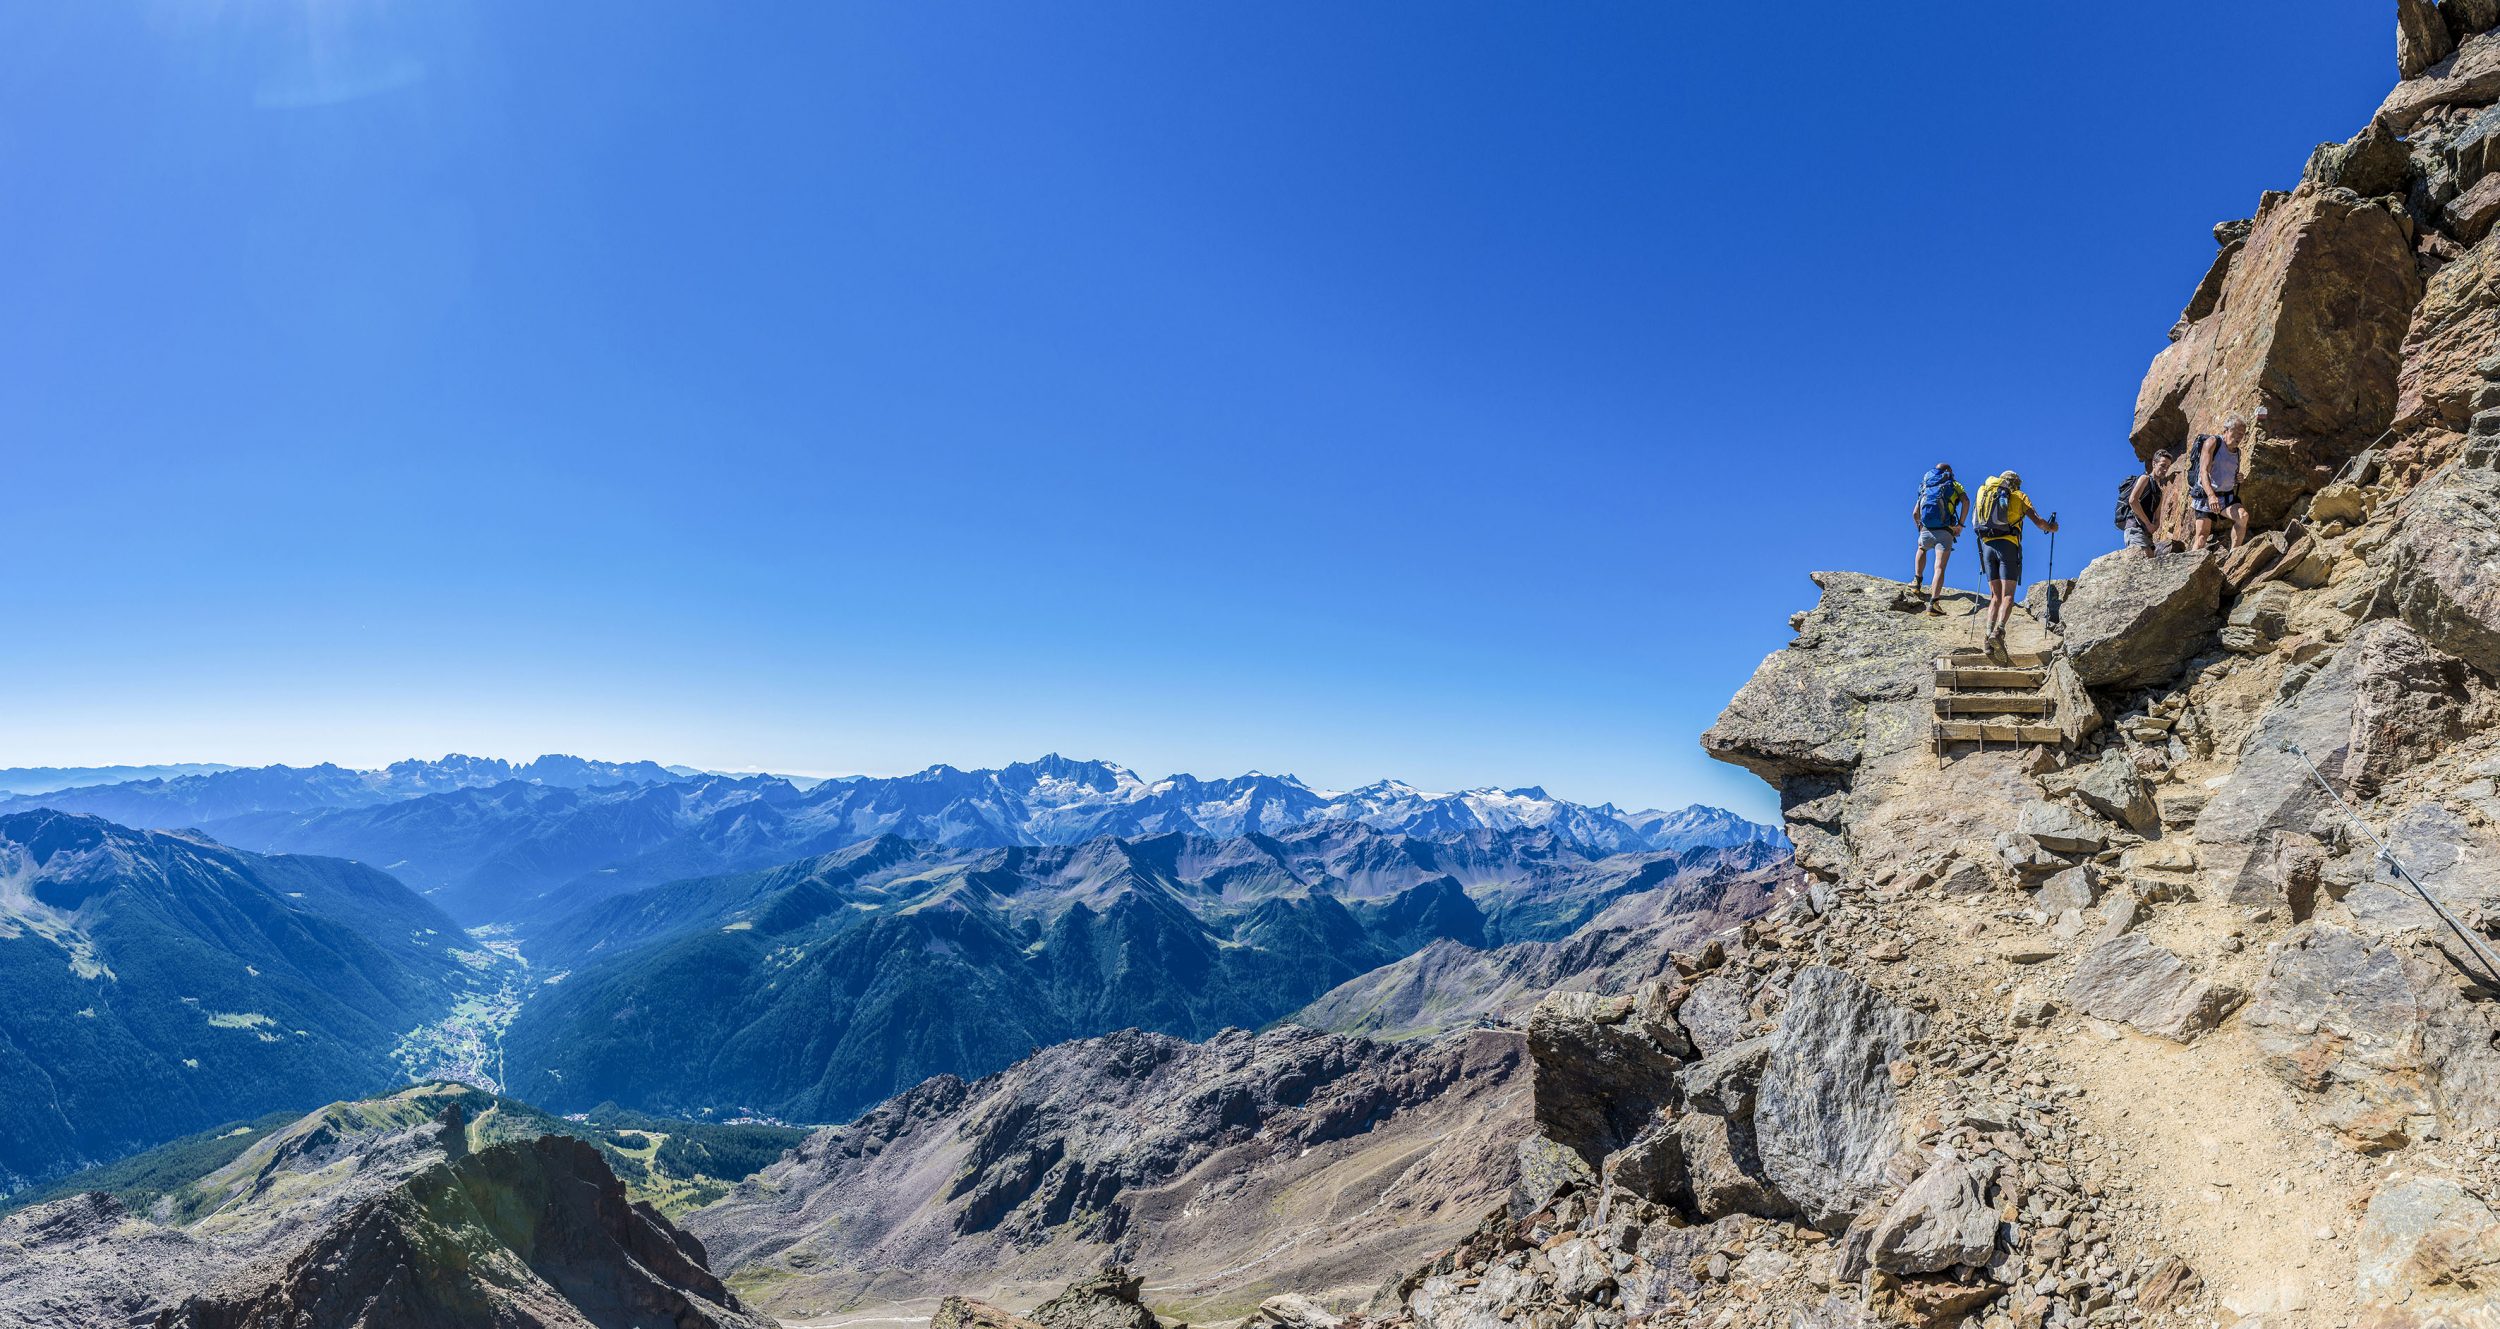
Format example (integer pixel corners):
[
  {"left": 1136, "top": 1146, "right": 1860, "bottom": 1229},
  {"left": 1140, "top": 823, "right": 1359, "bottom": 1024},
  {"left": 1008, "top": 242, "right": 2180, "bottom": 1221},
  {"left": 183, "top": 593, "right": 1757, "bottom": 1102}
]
[
  {"left": 2192, "top": 620, "right": 2482, "bottom": 898},
  {"left": 0, "top": 1089, "right": 763, "bottom": 1329},
  {"left": 685, "top": 1025, "right": 1530, "bottom": 1318},
  {"left": 2063, "top": 935, "right": 2244, "bottom": 1043},
  {"left": 2132, "top": 188, "right": 2423, "bottom": 524},
  {"left": 1526, "top": 986, "right": 1691, "bottom": 1163},
  {"left": 1753, "top": 966, "right": 1928, "bottom": 1232},
  {"left": 2387, "top": 428, "right": 2500, "bottom": 675},
  {"left": 2245, "top": 924, "right": 2500, "bottom": 1150},
  {"left": 2060, "top": 550, "right": 2225, "bottom": 687}
]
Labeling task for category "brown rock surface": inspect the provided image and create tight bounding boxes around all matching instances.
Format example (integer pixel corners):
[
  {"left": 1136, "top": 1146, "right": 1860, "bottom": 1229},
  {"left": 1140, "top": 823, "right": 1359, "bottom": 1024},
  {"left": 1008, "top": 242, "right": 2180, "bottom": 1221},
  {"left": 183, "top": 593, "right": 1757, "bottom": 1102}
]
[{"left": 2133, "top": 187, "right": 2423, "bottom": 524}]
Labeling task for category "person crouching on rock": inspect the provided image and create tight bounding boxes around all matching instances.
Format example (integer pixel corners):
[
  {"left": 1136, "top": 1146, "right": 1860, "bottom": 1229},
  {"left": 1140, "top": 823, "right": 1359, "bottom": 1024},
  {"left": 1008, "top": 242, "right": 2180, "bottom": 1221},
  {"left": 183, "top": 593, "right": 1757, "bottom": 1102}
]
[
  {"left": 2121, "top": 449, "right": 2172, "bottom": 559},
  {"left": 1973, "top": 470, "right": 2057, "bottom": 646},
  {"left": 1910, "top": 461, "right": 1967, "bottom": 615},
  {"left": 2189, "top": 418, "right": 2251, "bottom": 553}
]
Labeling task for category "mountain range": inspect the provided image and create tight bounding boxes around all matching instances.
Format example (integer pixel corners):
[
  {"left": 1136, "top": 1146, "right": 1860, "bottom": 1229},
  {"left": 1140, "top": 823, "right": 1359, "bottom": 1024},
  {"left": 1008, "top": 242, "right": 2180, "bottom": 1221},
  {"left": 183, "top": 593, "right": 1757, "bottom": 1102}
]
[
  {"left": 498, "top": 822, "right": 1787, "bottom": 1123},
  {"left": 3, "top": 754, "right": 1780, "bottom": 926}
]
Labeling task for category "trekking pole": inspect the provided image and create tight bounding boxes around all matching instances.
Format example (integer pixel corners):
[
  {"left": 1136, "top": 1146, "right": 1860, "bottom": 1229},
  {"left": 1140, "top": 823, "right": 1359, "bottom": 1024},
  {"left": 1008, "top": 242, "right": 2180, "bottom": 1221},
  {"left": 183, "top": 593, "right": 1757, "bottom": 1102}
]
[
  {"left": 2282, "top": 741, "right": 2500, "bottom": 988},
  {"left": 2043, "top": 517, "right": 2061, "bottom": 631}
]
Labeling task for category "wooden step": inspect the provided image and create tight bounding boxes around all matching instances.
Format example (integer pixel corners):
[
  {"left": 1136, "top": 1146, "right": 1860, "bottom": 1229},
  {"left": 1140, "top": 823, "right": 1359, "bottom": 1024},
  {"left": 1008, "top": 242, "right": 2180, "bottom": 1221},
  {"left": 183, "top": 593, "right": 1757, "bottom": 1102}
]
[
  {"left": 1934, "top": 665, "right": 2047, "bottom": 690},
  {"left": 1934, "top": 719, "right": 2066, "bottom": 745},
  {"left": 1938, "top": 649, "right": 2052, "bottom": 669},
  {"left": 1934, "top": 694, "right": 2053, "bottom": 716}
]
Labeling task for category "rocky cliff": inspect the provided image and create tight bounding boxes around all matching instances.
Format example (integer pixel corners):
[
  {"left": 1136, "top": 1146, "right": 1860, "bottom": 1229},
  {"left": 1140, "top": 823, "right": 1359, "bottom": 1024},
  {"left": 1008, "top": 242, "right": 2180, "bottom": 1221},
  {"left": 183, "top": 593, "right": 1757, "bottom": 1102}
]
[
  {"left": 0, "top": 1084, "right": 765, "bottom": 1328},
  {"left": 1231, "top": 9, "right": 2500, "bottom": 1329},
  {"left": 688, "top": 1024, "right": 1531, "bottom": 1324}
]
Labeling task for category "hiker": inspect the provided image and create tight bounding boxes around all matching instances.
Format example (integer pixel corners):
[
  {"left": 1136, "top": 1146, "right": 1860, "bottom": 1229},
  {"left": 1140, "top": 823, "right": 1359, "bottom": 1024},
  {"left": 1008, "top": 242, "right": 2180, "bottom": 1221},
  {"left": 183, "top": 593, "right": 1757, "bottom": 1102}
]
[
  {"left": 1910, "top": 462, "right": 1967, "bottom": 614},
  {"left": 1972, "top": 470, "right": 2057, "bottom": 645},
  {"left": 2118, "top": 449, "right": 2172, "bottom": 558},
  {"left": 2189, "top": 418, "right": 2250, "bottom": 553}
]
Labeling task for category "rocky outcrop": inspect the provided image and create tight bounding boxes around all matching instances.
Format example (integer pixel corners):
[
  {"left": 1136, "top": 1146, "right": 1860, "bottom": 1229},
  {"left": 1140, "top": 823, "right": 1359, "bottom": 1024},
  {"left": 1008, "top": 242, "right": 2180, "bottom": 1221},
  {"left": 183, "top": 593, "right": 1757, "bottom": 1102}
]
[
  {"left": 1753, "top": 966, "right": 1927, "bottom": 1232},
  {"left": 0, "top": 1089, "right": 761, "bottom": 1329},
  {"left": 2063, "top": 935, "right": 2244, "bottom": 1043},
  {"left": 1526, "top": 986, "right": 1690, "bottom": 1163},
  {"left": 158, "top": 1136, "right": 760, "bottom": 1329},
  {"left": 1029, "top": 1268, "right": 1157, "bottom": 1329},
  {"left": 2192, "top": 620, "right": 2483, "bottom": 899},
  {"left": 2132, "top": 188, "right": 2422, "bottom": 524},
  {"left": 2060, "top": 550, "right": 2225, "bottom": 687}
]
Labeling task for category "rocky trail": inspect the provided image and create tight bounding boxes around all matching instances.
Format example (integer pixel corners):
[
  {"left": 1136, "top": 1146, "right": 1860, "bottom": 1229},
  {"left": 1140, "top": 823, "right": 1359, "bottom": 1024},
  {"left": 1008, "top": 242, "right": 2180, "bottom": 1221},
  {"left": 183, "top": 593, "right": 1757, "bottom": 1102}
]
[{"left": 1147, "top": 9, "right": 2500, "bottom": 1329}]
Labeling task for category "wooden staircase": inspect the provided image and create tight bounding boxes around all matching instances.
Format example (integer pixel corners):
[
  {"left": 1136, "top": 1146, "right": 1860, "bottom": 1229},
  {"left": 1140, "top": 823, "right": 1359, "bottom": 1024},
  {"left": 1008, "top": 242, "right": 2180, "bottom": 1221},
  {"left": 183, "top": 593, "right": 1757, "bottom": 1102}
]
[{"left": 1931, "top": 649, "right": 2074, "bottom": 750}]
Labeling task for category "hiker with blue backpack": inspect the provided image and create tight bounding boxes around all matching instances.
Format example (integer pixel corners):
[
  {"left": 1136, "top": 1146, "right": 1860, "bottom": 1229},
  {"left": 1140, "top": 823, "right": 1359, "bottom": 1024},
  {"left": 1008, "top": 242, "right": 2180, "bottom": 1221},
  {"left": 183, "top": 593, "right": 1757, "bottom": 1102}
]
[
  {"left": 1910, "top": 462, "right": 1968, "bottom": 615},
  {"left": 1972, "top": 470, "right": 2057, "bottom": 647}
]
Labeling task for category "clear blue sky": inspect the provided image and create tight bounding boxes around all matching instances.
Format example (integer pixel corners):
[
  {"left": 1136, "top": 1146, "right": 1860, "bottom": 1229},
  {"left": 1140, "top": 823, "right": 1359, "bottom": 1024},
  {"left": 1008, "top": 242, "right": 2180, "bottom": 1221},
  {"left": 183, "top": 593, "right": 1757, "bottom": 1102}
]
[{"left": 0, "top": 3, "right": 2388, "bottom": 818}]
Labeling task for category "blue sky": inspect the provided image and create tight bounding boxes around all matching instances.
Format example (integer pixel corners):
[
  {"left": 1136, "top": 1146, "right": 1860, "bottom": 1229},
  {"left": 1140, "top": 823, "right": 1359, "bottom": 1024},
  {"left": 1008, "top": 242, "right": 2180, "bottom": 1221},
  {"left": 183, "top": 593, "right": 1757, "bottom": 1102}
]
[{"left": 0, "top": 3, "right": 2388, "bottom": 818}]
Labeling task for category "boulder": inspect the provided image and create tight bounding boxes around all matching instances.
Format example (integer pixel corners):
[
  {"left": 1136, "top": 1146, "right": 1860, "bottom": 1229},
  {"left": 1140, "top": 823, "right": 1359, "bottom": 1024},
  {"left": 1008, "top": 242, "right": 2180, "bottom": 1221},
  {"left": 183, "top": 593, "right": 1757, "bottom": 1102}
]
[
  {"left": 1676, "top": 1036, "right": 1771, "bottom": 1116},
  {"left": 2245, "top": 924, "right": 2500, "bottom": 1149},
  {"left": 1525, "top": 985, "right": 1690, "bottom": 1164},
  {"left": 2058, "top": 749, "right": 2159, "bottom": 835},
  {"left": 2353, "top": 1176, "right": 2500, "bottom": 1328},
  {"left": 1671, "top": 1109, "right": 1789, "bottom": 1221},
  {"left": 2386, "top": 450, "right": 2500, "bottom": 677},
  {"left": 1868, "top": 1158, "right": 2001, "bottom": 1275},
  {"left": 2194, "top": 622, "right": 2477, "bottom": 898},
  {"left": 2446, "top": 168, "right": 2500, "bottom": 242},
  {"left": 2341, "top": 803, "right": 2500, "bottom": 934},
  {"left": 1753, "top": 966, "right": 1929, "bottom": 1231},
  {"left": 2035, "top": 864, "right": 2098, "bottom": 914},
  {"left": 2132, "top": 189, "right": 2423, "bottom": 525},
  {"left": 1676, "top": 971, "right": 1754, "bottom": 1056},
  {"left": 1030, "top": 1269, "right": 1157, "bottom": 1329},
  {"left": 2015, "top": 800, "right": 2109, "bottom": 855},
  {"left": 1510, "top": 1135, "right": 1596, "bottom": 1217},
  {"left": 1601, "top": 1123, "right": 1686, "bottom": 1206},
  {"left": 2301, "top": 121, "right": 2413, "bottom": 197},
  {"left": 2060, "top": 550, "right": 2225, "bottom": 687},
  {"left": 2064, "top": 934, "right": 2245, "bottom": 1042},
  {"left": 2401, "top": 0, "right": 2458, "bottom": 78}
]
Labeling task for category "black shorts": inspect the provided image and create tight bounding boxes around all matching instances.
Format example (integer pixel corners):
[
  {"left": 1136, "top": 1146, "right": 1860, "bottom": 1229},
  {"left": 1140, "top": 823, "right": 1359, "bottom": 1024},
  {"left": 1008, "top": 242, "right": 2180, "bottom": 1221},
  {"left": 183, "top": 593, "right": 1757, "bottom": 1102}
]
[
  {"left": 1981, "top": 539, "right": 2023, "bottom": 585},
  {"left": 2191, "top": 485, "right": 2238, "bottom": 516}
]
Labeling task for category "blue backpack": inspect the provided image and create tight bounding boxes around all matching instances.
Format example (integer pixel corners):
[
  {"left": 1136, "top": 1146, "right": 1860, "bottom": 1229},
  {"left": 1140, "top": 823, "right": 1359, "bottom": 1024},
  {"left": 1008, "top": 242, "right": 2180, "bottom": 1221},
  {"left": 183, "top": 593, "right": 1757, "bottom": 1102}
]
[{"left": 1915, "top": 468, "right": 1962, "bottom": 529}]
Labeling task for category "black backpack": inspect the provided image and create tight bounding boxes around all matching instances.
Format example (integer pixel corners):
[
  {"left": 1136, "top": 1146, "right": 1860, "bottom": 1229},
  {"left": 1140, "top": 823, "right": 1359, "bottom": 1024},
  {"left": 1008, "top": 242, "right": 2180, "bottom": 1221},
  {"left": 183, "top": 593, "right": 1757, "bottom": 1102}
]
[{"left": 2114, "top": 471, "right": 2162, "bottom": 528}]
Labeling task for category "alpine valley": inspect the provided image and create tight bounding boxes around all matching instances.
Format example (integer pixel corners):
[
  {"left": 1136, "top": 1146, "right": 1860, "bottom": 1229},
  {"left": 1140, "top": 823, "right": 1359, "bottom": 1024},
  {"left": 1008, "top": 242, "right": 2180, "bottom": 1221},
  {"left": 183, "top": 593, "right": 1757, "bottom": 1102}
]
[{"left": 0, "top": 759, "right": 1800, "bottom": 1299}]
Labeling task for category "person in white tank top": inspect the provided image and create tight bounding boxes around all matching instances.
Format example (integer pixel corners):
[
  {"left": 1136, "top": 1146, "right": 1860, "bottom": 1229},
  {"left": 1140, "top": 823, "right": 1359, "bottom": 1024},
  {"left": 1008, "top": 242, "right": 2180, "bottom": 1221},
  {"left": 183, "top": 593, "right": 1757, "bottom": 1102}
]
[{"left": 2191, "top": 415, "right": 2251, "bottom": 553}]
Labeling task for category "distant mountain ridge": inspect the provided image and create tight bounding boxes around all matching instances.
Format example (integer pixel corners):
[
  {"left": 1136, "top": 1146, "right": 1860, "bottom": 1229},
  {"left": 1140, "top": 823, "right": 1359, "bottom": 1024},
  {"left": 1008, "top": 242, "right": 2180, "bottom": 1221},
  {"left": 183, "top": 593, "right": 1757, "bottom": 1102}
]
[
  {"left": 0, "top": 765, "right": 237, "bottom": 798},
  {"left": 2, "top": 755, "right": 1780, "bottom": 926},
  {"left": 0, "top": 754, "right": 694, "bottom": 828}
]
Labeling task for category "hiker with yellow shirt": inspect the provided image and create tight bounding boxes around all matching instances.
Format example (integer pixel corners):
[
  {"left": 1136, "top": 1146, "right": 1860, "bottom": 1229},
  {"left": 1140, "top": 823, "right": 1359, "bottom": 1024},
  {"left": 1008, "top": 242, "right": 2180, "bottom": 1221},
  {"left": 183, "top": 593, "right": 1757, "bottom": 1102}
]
[{"left": 1972, "top": 471, "right": 2057, "bottom": 646}]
